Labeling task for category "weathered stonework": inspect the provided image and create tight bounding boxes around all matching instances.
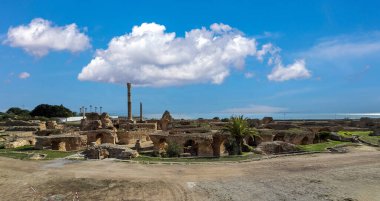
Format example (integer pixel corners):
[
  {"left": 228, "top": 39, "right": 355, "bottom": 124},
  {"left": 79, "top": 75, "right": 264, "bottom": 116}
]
[
  {"left": 117, "top": 130, "right": 152, "bottom": 145},
  {"left": 81, "top": 113, "right": 115, "bottom": 131},
  {"left": 150, "top": 130, "right": 229, "bottom": 157},
  {"left": 83, "top": 129, "right": 118, "bottom": 145},
  {"left": 254, "top": 141, "right": 300, "bottom": 154},
  {"left": 160, "top": 111, "right": 173, "bottom": 131},
  {"left": 5, "top": 138, "right": 35, "bottom": 149},
  {"left": 251, "top": 129, "right": 315, "bottom": 146},
  {"left": 83, "top": 143, "right": 138, "bottom": 159},
  {"left": 35, "top": 134, "right": 87, "bottom": 151}
]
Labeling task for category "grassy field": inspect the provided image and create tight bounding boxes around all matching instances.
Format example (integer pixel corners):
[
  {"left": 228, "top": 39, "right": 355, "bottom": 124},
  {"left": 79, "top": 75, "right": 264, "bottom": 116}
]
[
  {"left": 338, "top": 131, "right": 379, "bottom": 145},
  {"left": 297, "top": 140, "right": 353, "bottom": 152},
  {"left": 0, "top": 145, "right": 78, "bottom": 160}
]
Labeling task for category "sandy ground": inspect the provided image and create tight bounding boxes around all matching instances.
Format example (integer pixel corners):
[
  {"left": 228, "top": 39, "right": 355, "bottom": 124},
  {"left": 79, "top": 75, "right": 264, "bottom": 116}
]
[{"left": 0, "top": 146, "right": 379, "bottom": 201}]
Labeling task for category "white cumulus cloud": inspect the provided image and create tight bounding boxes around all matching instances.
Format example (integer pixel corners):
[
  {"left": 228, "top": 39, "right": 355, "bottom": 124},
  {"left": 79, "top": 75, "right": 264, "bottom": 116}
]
[
  {"left": 18, "top": 72, "right": 30, "bottom": 79},
  {"left": 268, "top": 59, "right": 311, "bottom": 81},
  {"left": 78, "top": 23, "right": 257, "bottom": 87},
  {"left": 78, "top": 22, "right": 310, "bottom": 86},
  {"left": 5, "top": 18, "right": 90, "bottom": 56}
]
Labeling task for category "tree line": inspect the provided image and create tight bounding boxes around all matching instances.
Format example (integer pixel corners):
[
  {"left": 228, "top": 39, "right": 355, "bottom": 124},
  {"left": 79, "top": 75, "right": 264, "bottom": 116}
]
[{"left": 1, "top": 104, "right": 74, "bottom": 120}]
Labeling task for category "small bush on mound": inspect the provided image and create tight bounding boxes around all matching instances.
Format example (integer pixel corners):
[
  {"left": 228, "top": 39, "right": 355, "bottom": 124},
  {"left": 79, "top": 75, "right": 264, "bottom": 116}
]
[
  {"left": 166, "top": 142, "right": 181, "bottom": 157},
  {"left": 224, "top": 138, "right": 240, "bottom": 155},
  {"left": 314, "top": 131, "right": 331, "bottom": 143}
]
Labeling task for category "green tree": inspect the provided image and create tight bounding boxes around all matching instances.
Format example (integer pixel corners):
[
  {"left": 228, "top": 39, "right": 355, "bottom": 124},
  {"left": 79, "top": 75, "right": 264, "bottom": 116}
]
[
  {"left": 222, "top": 115, "right": 259, "bottom": 155},
  {"left": 6, "top": 107, "right": 30, "bottom": 116},
  {"left": 30, "top": 104, "right": 74, "bottom": 118},
  {"left": 166, "top": 142, "right": 181, "bottom": 157}
]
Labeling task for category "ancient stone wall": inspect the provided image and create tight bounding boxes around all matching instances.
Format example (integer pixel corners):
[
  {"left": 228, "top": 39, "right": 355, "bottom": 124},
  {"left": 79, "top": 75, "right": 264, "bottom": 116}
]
[
  {"left": 84, "top": 129, "right": 118, "bottom": 145},
  {"left": 81, "top": 113, "right": 115, "bottom": 131},
  {"left": 83, "top": 143, "right": 138, "bottom": 159},
  {"left": 255, "top": 129, "right": 315, "bottom": 145},
  {"left": 149, "top": 131, "right": 229, "bottom": 157},
  {"left": 117, "top": 130, "right": 152, "bottom": 145},
  {"left": 35, "top": 135, "right": 87, "bottom": 151},
  {"left": 5, "top": 138, "right": 35, "bottom": 149}
]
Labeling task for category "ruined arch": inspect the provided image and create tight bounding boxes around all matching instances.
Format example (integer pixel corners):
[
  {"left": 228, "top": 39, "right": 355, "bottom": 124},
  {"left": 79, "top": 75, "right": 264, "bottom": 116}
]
[
  {"left": 51, "top": 141, "right": 66, "bottom": 151},
  {"left": 184, "top": 140, "right": 198, "bottom": 156},
  {"left": 301, "top": 136, "right": 309, "bottom": 145},
  {"left": 273, "top": 134, "right": 285, "bottom": 142},
  {"left": 158, "top": 138, "right": 168, "bottom": 152},
  {"left": 95, "top": 133, "right": 104, "bottom": 145},
  {"left": 246, "top": 136, "right": 256, "bottom": 146}
]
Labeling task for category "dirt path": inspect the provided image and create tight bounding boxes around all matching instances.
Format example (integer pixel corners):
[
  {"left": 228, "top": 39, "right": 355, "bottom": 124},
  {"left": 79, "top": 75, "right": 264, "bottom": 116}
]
[{"left": 0, "top": 148, "right": 379, "bottom": 201}]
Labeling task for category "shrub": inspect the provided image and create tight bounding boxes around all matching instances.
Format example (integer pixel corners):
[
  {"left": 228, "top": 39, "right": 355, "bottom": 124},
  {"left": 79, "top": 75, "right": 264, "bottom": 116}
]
[
  {"left": 221, "top": 118, "right": 230, "bottom": 122},
  {"left": 6, "top": 107, "right": 30, "bottom": 117},
  {"left": 30, "top": 104, "right": 74, "bottom": 118},
  {"left": 224, "top": 137, "right": 240, "bottom": 155},
  {"left": 315, "top": 131, "right": 331, "bottom": 143},
  {"left": 166, "top": 142, "right": 181, "bottom": 157}
]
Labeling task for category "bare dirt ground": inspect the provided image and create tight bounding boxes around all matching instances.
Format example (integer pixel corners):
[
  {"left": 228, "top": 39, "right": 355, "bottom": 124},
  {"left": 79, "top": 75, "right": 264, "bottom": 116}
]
[{"left": 0, "top": 146, "right": 379, "bottom": 201}]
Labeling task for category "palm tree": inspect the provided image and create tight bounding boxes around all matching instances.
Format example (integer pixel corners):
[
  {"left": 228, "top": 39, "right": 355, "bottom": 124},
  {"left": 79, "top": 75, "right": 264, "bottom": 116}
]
[{"left": 222, "top": 115, "right": 259, "bottom": 155}]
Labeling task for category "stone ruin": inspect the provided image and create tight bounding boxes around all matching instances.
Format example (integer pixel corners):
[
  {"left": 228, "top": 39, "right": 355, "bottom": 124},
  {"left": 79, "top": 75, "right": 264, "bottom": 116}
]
[
  {"left": 160, "top": 110, "right": 173, "bottom": 131},
  {"left": 81, "top": 112, "right": 116, "bottom": 131},
  {"left": 35, "top": 134, "right": 87, "bottom": 151},
  {"left": 4, "top": 119, "right": 46, "bottom": 132},
  {"left": 149, "top": 112, "right": 229, "bottom": 157},
  {"left": 83, "top": 129, "right": 118, "bottom": 145},
  {"left": 247, "top": 128, "right": 315, "bottom": 146},
  {"left": 1, "top": 120, "right": 47, "bottom": 148},
  {"left": 83, "top": 143, "right": 138, "bottom": 159},
  {"left": 254, "top": 141, "right": 300, "bottom": 155}
]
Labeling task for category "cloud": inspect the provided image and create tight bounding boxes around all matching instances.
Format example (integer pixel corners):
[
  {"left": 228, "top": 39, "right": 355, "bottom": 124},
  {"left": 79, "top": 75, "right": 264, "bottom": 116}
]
[
  {"left": 223, "top": 104, "right": 287, "bottom": 114},
  {"left": 79, "top": 23, "right": 258, "bottom": 86},
  {"left": 304, "top": 32, "right": 380, "bottom": 60},
  {"left": 268, "top": 59, "right": 311, "bottom": 81},
  {"left": 5, "top": 18, "right": 90, "bottom": 56},
  {"left": 79, "top": 22, "right": 309, "bottom": 86},
  {"left": 244, "top": 72, "right": 255, "bottom": 78},
  {"left": 18, "top": 72, "right": 30, "bottom": 79}
]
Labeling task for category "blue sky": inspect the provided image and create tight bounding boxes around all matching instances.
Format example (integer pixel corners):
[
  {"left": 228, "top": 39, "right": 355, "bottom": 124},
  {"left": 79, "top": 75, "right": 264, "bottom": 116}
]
[{"left": 0, "top": 0, "right": 379, "bottom": 118}]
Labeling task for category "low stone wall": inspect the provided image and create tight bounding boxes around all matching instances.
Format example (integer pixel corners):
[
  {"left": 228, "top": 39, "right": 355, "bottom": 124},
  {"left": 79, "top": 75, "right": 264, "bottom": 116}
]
[
  {"left": 255, "top": 129, "right": 315, "bottom": 145},
  {"left": 254, "top": 141, "right": 300, "bottom": 154},
  {"left": 35, "top": 134, "right": 87, "bottom": 151},
  {"left": 5, "top": 137, "right": 35, "bottom": 149},
  {"left": 5, "top": 126, "right": 39, "bottom": 132},
  {"left": 35, "top": 129, "right": 64, "bottom": 136},
  {"left": 119, "top": 122, "right": 157, "bottom": 131},
  {"left": 83, "top": 143, "right": 138, "bottom": 159},
  {"left": 4, "top": 120, "right": 46, "bottom": 130}
]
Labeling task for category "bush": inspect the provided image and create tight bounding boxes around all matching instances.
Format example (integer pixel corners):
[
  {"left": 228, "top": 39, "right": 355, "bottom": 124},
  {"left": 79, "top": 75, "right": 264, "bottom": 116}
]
[
  {"left": 315, "top": 131, "right": 331, "bottom": 143},
  {"left": 166, "top": 142, "right": 181, "bottom": 157},
  {"left": 224, "top": 137, "right": 240, "bottom": 155},
  {"left": 221, "top": 118, "right": 230, "bottom": 122},
  {"left": 6, "top": 107, "right": 30, "bottom": 117},
  {"left": 30, "top": 104, "right": 74, "bottom": 118}
]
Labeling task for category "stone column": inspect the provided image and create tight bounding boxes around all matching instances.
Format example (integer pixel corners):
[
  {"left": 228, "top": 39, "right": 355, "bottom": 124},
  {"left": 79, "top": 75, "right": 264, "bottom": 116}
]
[
  {"left": 127, "top": 83, "right": 132, "bottom": 121},
  {"left": 140, "top": 102, "right": 143, "bottom": 122}
]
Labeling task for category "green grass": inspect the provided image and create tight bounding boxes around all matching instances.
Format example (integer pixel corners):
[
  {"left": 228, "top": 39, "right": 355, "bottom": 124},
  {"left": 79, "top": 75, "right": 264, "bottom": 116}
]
[
  {"left": 0, "top": 145, "right": 78, "bottom": 160},
  {"left": 338, "top": 131, "right": 379, "bottom": 145},
  {"left": 297, "top": 140, "right": 353, "bottom": 152},
  {"left": 131, "top": 152, "right": 258, "bottom": 163}
]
